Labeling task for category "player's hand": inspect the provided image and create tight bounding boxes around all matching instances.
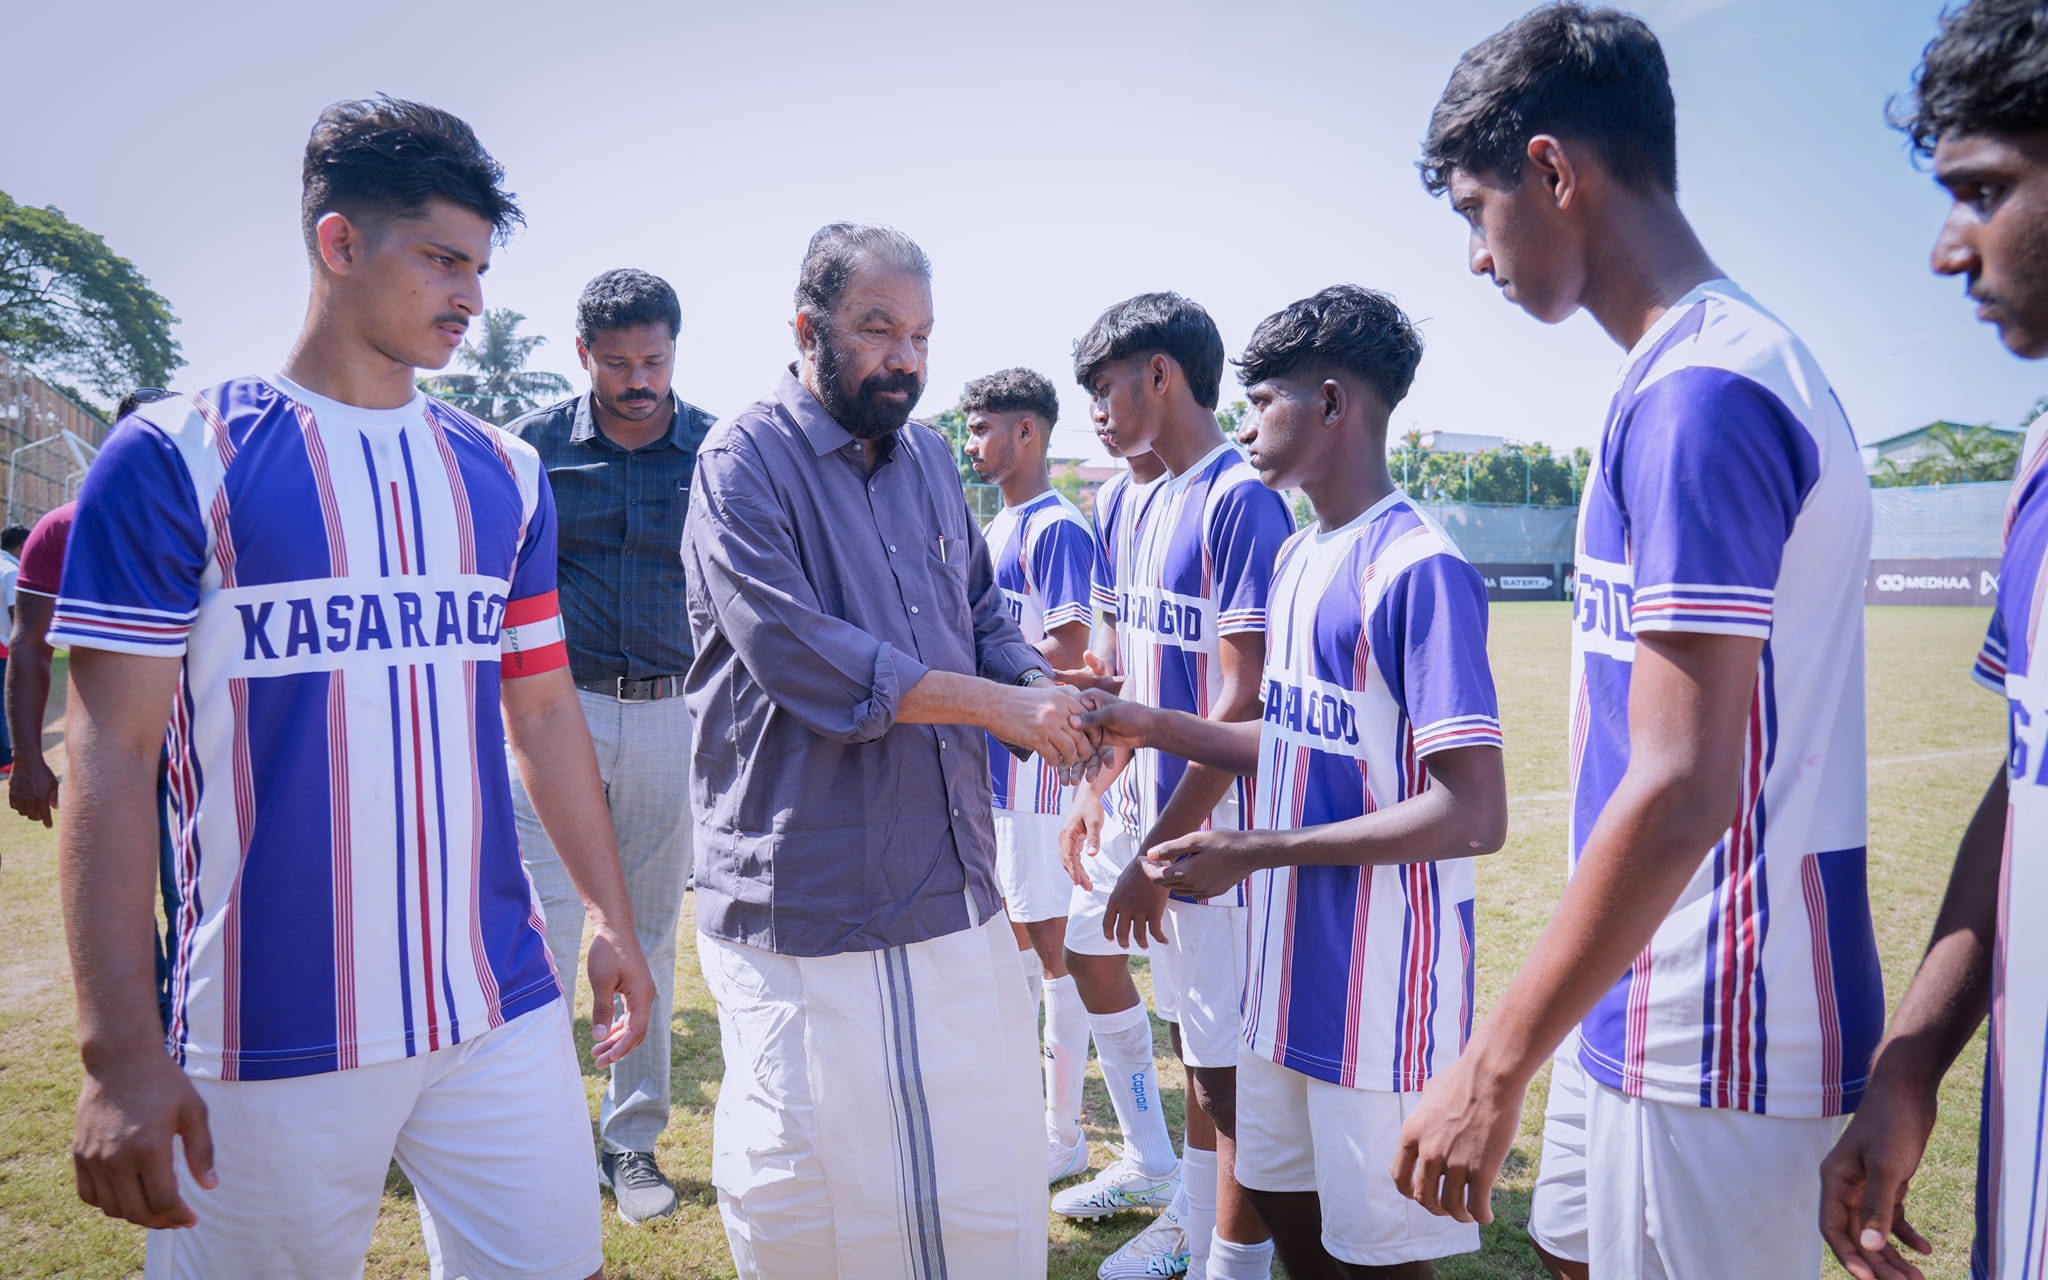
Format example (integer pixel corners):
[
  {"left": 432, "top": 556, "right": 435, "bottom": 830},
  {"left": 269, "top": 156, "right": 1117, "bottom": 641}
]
[
  {"left": 1054, "top": 651, "right": 1123, "bottom": 695},
  {"left": 10, "top": 752, "right": 58, "bottom": 828},
  {"left": 585, "top": 920, "right": 657, "bottom": 1069},
  {"left": 1104, "top": 842, "right": 1171, "bottom": 950},
  {"left": 73, "top": 1049, "right": 216, "bottom": 1229},
  {"left": 1390, "top": 1051, "right": 1524, "bottom": 1225},
  {"left": 1143, "top": 829, "right": 1261, "bottom": 901},
  {"left": 991, "top": 683, "right": 1097, "bottom": 772},
  {"left": 1060, "top": 795, "right": 1105, "bottom": 891},
  {"left": 1819, "top": 1074, "right": 1938, "bottom": 1280},
  {"left": 1072, "top": 692, "right": 1154, "bottom": 753}
]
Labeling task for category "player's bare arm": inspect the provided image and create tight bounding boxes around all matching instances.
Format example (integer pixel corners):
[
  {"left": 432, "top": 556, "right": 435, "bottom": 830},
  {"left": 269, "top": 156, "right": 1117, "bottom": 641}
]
[
  {"left": 1075, "top": 695, "right": 1260, "bottom": 777},
  {"left": 7, "top": 590, "right": 59, "bottom": 826},
  {"left": 1102, "top": 628, "right": 1266, "bottom": 949},
  {"left": 502, "top": 665, "right": 656, "bottom": 1068},
  {"left": 1146, "top": 743, "right": 1506, "bottom": 902},
  {"left": 1037, "top": 618, "right": 1092, "bottom": 675},
  {"left": 1820, "top": 765, "right": 2005, "bottom": 1280},
  {"left": 62, "top": 647, "right": 217, "bottom": 1230},
  {"left": 1058, "top": 748, "right": 1132, "bottom": 891},
  {"left": 1393, "top": 627, "right": 1762, "bottom": 1224}
]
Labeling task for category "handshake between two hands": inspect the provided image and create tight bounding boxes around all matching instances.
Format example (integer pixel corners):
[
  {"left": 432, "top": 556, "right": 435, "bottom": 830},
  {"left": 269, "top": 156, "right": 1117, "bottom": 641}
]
[{"left": 993, "top": 664, "right": 1149, "bottom": 787}]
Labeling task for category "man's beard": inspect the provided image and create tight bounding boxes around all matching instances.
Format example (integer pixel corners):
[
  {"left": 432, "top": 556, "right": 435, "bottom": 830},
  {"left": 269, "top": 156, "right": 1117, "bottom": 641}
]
[{"left": 816, "top": 328, "right": 923, "bottom": 440}]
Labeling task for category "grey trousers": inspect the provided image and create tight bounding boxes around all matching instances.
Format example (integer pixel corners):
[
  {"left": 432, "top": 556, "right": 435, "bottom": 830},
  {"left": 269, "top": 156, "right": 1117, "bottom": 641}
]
[{"left": 510, "top": 687, "right": 695, "bottom": 1155}]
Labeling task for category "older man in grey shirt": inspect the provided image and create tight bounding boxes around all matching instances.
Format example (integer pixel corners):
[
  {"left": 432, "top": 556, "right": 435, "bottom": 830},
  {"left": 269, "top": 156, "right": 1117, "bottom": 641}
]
[{"left": 683, "top": 224, "right": 1096, "bottom": 1280}]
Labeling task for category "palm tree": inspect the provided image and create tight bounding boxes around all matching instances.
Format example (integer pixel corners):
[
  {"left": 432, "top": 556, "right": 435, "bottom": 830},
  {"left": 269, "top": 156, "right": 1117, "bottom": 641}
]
[
  {"left": 423, "top": 309, "right": 572, "bottom": 424},
  {"left": 1921, "top": 421, "right": 2019, "bottom": 484}
]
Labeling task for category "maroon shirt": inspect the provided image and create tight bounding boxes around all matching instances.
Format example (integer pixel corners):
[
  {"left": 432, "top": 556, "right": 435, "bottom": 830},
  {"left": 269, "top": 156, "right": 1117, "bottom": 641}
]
[{"left": 17, "top": 501, "right": 74, "bottom": 598}]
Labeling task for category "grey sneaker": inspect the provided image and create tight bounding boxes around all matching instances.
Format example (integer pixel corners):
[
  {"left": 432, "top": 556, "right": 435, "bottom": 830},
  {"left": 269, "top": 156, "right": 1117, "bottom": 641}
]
[
  {"left": 600, "top": 1150, "right": 678, "bottom": 1224},
  {"left": 1098, "top": 1201, "right": 1192, "bottom": 1278}
]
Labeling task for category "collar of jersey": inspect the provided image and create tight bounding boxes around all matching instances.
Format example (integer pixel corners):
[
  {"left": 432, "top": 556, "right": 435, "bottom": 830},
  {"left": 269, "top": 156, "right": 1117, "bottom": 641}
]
[
  {"left": 1614, "top": 276, "right": 1739, "bottom": 387},
  {"left": 269, "top": 372, "right": 425, "bottom": 430}
]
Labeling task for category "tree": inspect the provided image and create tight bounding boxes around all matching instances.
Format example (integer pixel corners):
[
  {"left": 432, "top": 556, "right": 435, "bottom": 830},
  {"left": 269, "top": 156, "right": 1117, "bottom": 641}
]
[
  {"left": 1216, "top": 399, "right": 1247, "bottom": 437},
  {"left": 1388, "top": 438, "right": 1589, "bottom": 506},
  {"left": 1871, "top": 420, "right": 2020, "bottom": 487},
  {"left": 0, "top": 190, "right": 182, "bottom": 402},
  {"left": 422, "top": 309, "right": 572, "bottom": 424}
]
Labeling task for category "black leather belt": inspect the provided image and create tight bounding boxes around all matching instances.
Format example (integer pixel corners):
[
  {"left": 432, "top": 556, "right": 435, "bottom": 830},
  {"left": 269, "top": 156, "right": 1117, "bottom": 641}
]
[{"left": 576, "top": 674, "right": 683, "bottom": 703}]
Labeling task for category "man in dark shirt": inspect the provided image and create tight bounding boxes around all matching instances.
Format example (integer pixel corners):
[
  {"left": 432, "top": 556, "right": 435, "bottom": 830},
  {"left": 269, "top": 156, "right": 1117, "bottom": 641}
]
[
  {"left": 684, "top": 223, "right": 1102, "bottom": 1279},
  {"left": 506, "top": 268, "right": 713, "bottom": 1225}
]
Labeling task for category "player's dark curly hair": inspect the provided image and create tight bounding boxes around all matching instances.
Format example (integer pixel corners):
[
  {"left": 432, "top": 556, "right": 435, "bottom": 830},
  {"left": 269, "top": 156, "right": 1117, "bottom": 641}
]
[
  {"left": 1236, "top": 286, "right": 1425, "bottom": 412},
  {"left": 1419, "top": 3, "right": 1677, "bottom": 197},
  {"left": 960, "top": 367, "right": 1060, "bottom": 427},
  {"left": 576, "top": 269, "right": 681, "bottom": 343},
  {"left": 1072, "top": 293, "right": 1225, "bottom": 411},
  {"left": 302, "top": 95, "right": 522, "bottom": 250},
  {"left": 1892, "top": 0, "right": 2048, "bottom": 159}
]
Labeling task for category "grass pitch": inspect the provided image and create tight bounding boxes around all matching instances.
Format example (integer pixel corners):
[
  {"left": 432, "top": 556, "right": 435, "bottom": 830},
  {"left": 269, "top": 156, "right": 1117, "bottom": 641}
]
[{"left": 0, "top": 606, "right": 2002, "bottom": 1278}]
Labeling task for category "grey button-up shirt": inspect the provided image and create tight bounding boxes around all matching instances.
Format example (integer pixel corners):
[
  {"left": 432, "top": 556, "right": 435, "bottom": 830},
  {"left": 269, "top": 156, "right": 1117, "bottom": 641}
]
[
  {"left": 505, "top": 390, "right": 715, "bottom": 684},
  {"left": 683, "top": 370, "right": 1047, "bottom": 956}
]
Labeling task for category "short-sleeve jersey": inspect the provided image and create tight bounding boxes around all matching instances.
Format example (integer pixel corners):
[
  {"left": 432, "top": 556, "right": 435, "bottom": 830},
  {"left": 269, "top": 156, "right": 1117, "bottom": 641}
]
[
  {"left": 983, "top": 489, "right": 1095, "bottom": 813},
  {"left": 49, "top": 376, "right": 569, "bottom": 1082},
  {"left": 15, "top": 501, "right": 74, "bottom": 597},
  {"left": 1091, "top": 467, "right": 1160, "bottom": 622},
  {"left": 1110, "top": 442, "right": 1295, "bottom": 906},
  {"left": 1569, "top": 281, "right": 1882, "bottom": 1117},
  {"left": 1243, "top": 493, "right": 1500, "bottom": 1090},
  {"left": 1968, "top": 417, "right": 2048, "bottom": 1278}
]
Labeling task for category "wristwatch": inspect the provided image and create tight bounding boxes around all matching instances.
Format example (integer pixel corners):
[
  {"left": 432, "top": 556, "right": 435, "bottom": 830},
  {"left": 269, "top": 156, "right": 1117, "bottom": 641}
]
[{"left": 1016, "top": 669, "right": 1051, "bottom": 687}]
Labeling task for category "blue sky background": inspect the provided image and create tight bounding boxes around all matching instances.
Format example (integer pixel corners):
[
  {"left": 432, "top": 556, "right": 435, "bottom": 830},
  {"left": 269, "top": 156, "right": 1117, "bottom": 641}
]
[{"left": 3, "top": 0, "right": 2040, "bottom": 462}]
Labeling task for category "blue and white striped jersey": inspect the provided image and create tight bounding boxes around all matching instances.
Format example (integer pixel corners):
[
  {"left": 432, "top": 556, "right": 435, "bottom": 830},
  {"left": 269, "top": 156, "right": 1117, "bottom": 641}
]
[
  {"left": 51, "top": 375, "right": 566, "bottom": 1082},
  {"left": 1569, "top": 281, "right": 1882, "bottom": 1118}
]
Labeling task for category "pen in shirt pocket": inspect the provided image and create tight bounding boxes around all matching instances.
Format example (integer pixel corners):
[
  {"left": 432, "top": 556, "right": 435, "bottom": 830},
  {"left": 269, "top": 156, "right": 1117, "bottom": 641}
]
[{"left": 936, "top": 532, "right": 949, "bottom": 563}]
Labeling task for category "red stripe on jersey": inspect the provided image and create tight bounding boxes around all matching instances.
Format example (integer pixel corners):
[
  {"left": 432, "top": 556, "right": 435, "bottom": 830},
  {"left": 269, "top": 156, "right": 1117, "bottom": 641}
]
[{"left": 503, "top": 591, "right": 561, "bottom": 628}]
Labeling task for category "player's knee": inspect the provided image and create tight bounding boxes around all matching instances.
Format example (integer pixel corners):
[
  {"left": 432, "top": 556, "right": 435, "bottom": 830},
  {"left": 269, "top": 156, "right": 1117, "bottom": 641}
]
[{"left": 1189, "top": 1068, "right": 1236, "bottom": 1135}]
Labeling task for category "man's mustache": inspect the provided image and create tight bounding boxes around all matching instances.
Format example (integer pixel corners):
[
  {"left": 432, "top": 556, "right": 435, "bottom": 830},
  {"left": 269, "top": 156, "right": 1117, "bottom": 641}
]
[
  {"left": 618, "top": 390, "right": 659, "bottom": 403},
  {"left": 434, "top": 313, "right": 469, "bottom": 335},
  {"left": 860, "top": 370, "right": 923, "bottom": 399}
]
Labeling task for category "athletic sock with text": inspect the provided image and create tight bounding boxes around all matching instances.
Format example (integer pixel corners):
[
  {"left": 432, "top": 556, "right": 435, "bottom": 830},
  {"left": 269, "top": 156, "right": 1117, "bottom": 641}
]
[
  {"left": 1044, "top": 973, "right": 1090, "bottom": 1145},
  {"left": 1085, "top": 1002, "right": 1177, "bottom": 1176}
]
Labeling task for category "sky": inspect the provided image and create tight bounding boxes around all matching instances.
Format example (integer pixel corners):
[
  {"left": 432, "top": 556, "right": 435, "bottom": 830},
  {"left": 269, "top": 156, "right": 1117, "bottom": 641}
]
[{"left": 3, "top": 0, "right": 2042, "bottom": 464}]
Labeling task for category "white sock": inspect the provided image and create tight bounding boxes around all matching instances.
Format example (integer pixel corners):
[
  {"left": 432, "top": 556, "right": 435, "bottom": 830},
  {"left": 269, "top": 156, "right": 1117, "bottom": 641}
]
[
  {"left": 1043, "top": 973, "right": 1090, "bottom": 1145},
  {"left": 1182, "top": 1144, "right": 1218, "bottom": 1280},
  {"left": 1086, "top": 1003, "right": 1177, "bottom": 1176},
  {"left": 1020, "top": 947, "right": 1044, "bottom": 1014},
  {"left": 1206, "top": 1234, "right": 1275, "bottom": 1280}
]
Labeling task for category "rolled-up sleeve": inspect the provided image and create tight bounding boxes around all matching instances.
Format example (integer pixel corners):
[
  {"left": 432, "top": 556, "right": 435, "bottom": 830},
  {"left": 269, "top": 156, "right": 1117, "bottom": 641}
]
[
  {"left": 961, "top": 500, "right": 1050, "bottom": 686},
  {"left": 686, "top": 441, "right": 930, "bottom": 743}
]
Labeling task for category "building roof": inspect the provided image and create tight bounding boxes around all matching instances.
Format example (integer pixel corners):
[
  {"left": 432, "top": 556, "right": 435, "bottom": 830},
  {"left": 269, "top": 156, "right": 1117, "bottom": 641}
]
[{"left": 1862, "top": 420, "right": 2023, "bottom": 451}]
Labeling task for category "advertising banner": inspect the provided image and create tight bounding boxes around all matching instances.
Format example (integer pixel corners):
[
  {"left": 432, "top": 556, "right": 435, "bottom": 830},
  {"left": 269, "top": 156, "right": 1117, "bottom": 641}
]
[
  {"left": 1476, "top": 563, "right": 1567, "bottom": 603},
  {"left": 1865, "top": 558, "right": 2000, "bottom": 606}
]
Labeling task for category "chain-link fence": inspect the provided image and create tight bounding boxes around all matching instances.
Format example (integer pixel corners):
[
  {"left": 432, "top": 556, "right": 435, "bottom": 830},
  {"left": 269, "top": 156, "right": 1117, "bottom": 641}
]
[{"left": 0, "top": 348, "right": 108, "bottom": 527}]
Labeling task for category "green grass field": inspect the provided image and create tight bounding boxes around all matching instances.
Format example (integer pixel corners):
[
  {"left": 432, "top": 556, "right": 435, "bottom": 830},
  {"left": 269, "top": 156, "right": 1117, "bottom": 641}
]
[{"left": 0, "top": 607, "right": 2004, "bottom": 1278}]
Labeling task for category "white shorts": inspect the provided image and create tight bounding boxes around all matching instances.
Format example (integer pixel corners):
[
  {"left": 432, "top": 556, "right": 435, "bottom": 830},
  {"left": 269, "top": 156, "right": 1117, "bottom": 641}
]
[
  {"left": 1065, "top": 821, "right": 1142, "bottom": 957},
  {"left": 698, "top": 915, "right": 1047, "bottom": 1280},
  {"left": 1159, "top": 899, "right": 1245, "bottom": 1069},
  {"left": 1065, "top": 822, "right": 1182, "bottom": 1023},
  {"left": 1528, "top": 1049, "right": 1844, "bottom": 1277},
  {"left": 994, "top": 809, "right": 1071, "bottom": 924},
  {"left": 1233, "top": 1049, "right": 1479, "bottom": 1266},
  {"left": 144, "top": 1000, "right": 601, "bottom": 1280}
]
